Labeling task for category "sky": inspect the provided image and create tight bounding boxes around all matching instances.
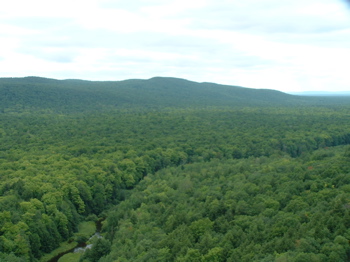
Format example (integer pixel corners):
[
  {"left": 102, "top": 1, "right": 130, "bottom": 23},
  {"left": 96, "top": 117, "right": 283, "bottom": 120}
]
[{"left": 1, "top": 0, "right": 350, "bottom": 93}]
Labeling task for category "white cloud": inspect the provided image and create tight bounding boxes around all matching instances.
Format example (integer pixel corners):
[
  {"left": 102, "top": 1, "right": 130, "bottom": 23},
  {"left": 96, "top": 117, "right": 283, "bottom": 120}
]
[{"left": 0, "top": 0, "right": 350, "bottom": 92}]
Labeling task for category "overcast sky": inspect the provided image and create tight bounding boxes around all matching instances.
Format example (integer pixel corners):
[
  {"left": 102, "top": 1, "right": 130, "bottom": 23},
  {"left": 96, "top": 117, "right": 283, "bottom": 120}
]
[{"left": 1, "top": 0, "right": 350, "bottom": 92}]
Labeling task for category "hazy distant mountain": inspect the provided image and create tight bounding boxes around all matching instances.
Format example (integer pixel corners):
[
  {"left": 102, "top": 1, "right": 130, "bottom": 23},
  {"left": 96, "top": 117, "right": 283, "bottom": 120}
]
[
  {"left": 1, "top": 76, "right": 349, "bottom": 113},
  {"left": 289, "top": 91, "right": 350, "bottom": 96}
]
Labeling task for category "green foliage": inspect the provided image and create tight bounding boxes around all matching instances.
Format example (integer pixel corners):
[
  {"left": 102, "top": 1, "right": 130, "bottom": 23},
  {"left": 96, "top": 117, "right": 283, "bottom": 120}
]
[
  {"left": 1, "top": 76, "right": 350, "bottom": 114},
  {"left": 82, "top": 238, "right": 111, "bottom": 262},
  {"left": 38, "top": 221, "right": 95, "bottom": 262},
  {"left": 57, "top": 252, "right": 81, "bottom": 262},
  {"left": 1, "top": 77, "right": 350, "bottom": 261},
  {"left": 76, "top": 222, "right": 96, "bottom": 241},
  {"left": 101, "top": 145, "right": 350, "bottom": 261}
]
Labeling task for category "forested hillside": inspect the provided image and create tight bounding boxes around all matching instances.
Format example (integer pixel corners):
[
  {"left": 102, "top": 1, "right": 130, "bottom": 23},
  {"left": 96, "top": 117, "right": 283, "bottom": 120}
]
[
  {"left": 1, "top": 77, "right": 350, "bottom": 261},
  {"left": 1, "top": 77, "right": 348, "bottom": 113},
  {"left": 101, "top": 145, "right": 350, "bottom": 262}
]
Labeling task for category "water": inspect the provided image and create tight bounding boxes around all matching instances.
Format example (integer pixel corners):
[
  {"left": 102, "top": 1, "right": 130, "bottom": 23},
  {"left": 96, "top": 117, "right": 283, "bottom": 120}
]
[
  {"left": 73, "top": 244, "right": 92, "bottom": 253},
  {"left": 47, "top": 219, "right": 104, "bottom": 262},
  {"left": 73, "top": 232, "right": 102, "bottom": 253}
]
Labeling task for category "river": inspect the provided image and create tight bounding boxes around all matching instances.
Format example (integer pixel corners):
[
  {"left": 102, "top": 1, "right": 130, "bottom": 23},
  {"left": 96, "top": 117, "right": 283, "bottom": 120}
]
[{"left": 47, "top": 219, "right": 103, "bottom": 262}]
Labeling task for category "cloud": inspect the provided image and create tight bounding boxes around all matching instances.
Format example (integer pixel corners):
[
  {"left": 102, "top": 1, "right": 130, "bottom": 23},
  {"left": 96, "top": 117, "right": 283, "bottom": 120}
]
[
  {"left": 0, "top": 0, "right": 350, "bottom": 92},
  {"left": 187, "top": 0, "right": 350, "bottom": 33}
]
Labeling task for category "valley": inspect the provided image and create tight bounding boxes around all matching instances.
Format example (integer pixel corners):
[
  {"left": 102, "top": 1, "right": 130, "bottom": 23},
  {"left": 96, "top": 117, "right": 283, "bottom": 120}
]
[{"left": 1, "top": 77, "right": 350, "bottom": 261}]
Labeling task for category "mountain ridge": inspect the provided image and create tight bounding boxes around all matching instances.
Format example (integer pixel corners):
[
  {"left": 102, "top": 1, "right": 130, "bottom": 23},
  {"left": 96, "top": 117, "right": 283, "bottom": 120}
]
[{"left": 0, "top": 76, "right": 349, "bottom": 113}]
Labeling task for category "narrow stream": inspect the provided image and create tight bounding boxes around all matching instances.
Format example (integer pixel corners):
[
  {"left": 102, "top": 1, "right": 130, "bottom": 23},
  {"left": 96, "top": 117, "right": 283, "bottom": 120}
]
[
  {"left": 73, "top": 232, "right": 102, "bottom": 253},
  {"left": 48, "top": 219, "right": 103, "bottom": 262}
]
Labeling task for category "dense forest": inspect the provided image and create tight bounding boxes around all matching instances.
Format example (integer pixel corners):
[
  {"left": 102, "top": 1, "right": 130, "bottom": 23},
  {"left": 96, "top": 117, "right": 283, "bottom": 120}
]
[{"left": 1, "top": 77, "right": 350, "bottom": 261}]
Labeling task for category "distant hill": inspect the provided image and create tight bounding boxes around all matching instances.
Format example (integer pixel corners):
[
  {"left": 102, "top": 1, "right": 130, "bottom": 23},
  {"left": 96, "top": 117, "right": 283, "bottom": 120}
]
[
  {"left": 289, "top": 91, "right": 350, "bottom": 96},
  {"left": 1, "top": 76, "right": 349, "bottom": 113}
]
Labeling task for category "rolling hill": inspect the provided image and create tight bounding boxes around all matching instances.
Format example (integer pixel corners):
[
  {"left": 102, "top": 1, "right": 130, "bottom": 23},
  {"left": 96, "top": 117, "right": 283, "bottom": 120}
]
[
  {"left": 2, "top": 76, "right": 350, "bottom": 261},
  {"left": 1, "top": 76, "right": 345, "bottom": 113}
]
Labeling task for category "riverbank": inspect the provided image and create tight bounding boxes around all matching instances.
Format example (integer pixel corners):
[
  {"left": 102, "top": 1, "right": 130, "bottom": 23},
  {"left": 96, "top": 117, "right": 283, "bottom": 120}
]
[{"left": 40, "top": 221, "right": 96, "bottom": 262}]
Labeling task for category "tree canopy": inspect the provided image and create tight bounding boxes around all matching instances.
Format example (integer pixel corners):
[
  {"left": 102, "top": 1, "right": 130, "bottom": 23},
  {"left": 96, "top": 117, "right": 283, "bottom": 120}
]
[{"left": 1, "top": 77, "right": 350, "bottom": 261}]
